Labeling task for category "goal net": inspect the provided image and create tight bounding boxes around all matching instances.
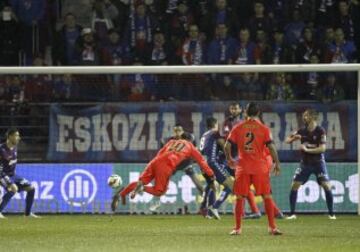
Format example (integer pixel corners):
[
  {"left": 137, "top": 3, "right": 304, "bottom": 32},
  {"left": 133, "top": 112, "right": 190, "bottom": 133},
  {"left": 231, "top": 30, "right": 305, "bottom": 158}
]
[{"left": 0, "top": 64, "right": 358, "bottom": 215}]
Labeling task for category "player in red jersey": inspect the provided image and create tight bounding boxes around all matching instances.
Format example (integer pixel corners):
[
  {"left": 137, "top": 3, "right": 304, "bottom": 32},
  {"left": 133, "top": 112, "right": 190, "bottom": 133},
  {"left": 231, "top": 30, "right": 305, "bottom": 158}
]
[
  {"left": 225, "top": 102, "right": 282, "bottom": 235},
  {"left": 111, "top": 133, "right": 215, "bottom": 211},
  {"left": 222, "top": 102, "right": 261, "bottom": 219}
]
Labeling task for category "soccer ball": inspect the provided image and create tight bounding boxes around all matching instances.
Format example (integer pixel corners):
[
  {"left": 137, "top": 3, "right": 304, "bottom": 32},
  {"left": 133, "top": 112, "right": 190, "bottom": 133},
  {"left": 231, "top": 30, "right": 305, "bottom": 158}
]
[{"left": 107, "top": 174, "right": 122, "bottom": 188}]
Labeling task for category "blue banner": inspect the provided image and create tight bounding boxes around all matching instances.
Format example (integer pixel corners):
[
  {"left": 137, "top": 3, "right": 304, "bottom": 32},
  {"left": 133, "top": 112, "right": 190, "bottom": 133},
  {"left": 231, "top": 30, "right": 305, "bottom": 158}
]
[
  {"left": 47, "top": 101, "right": 357, "bottom": 162},
  {"left": 0, "top": 164, "right": 113, "bottom": 213}
]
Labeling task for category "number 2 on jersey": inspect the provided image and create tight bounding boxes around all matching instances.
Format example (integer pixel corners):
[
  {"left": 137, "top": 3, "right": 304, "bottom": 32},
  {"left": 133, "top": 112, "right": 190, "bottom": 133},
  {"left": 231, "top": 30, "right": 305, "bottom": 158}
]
[{"left": 244, "top": 132, "right": 255, "bottom": 151}]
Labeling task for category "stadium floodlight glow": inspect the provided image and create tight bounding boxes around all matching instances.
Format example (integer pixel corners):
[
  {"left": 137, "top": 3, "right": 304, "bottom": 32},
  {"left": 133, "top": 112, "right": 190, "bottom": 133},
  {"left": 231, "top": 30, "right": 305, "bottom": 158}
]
[{"left": 1, "top": 63, "right": 359, "bottom": 215}]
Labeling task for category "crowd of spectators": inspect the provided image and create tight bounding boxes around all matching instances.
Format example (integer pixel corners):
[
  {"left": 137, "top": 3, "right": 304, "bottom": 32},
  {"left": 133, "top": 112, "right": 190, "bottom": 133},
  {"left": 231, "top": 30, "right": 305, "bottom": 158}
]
[{"left": 0, "top": 0, "right": 359, "bottom": 102}]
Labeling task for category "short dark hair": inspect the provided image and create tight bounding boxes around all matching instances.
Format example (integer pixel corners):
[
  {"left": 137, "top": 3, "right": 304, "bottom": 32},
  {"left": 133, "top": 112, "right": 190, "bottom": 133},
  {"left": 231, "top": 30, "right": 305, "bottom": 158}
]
[
  {"left": 181, "top": 132, "right": 195, "bottom": 142},
  {"left": 5, "top": 128, "right": 19, "bottom": 139},
  {"left": 229, "top": 102, "right": 240, "bottom": 108},
  {"left": 206, "top": 117, "right": 217, "bottom": 129},
  {"left": 246, "top": 102, "right": 260, "bottom": 117}
]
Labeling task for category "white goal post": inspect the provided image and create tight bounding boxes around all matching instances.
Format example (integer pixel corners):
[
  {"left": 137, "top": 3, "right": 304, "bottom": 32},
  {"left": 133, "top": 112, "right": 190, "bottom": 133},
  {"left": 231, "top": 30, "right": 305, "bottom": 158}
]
[{"left": 0, "top": 63, "right": 359, "bottom": 215}]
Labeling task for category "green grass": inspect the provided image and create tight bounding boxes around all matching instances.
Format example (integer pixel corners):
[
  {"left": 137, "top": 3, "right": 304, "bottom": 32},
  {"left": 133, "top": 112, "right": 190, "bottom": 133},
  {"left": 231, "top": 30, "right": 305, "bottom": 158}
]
[{"left": 0, "top": 215, "right": 359, "bottom": 252}]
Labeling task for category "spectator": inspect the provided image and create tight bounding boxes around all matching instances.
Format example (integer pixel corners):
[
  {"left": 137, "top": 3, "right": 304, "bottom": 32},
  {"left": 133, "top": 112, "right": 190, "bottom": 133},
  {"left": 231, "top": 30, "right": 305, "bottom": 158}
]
[
  {"left": 320, "top": 26, "right": 335, "bottom": 49},
  {"left": 207, "top": 24, "right": 237, "bottom": 64},
  {"left": 170, "top": 0, "right": 195, "bottom": 49},
  {"left": 75, "top": 28, "right": 101, "bottom": 65},
  {"left": 336, "top": 0, "right": 356, "bottom": 40},
  {"left": 316, "top": 0, "right": 336, "bottom": 27},
  {"left": 270, "top": 28, "right": 294, "bottom": 64},
  {"left": 60, "top": 0, "right": 93, "bottom": 28},
  {"left": 284, "top": 9, "right": 305, "bottom": 48},
  {"left": 178, "top": 24, "right": 206, "bottom": 65},
  {"left": 91, "top": 0, "right": 119, "bottom": 45},
  {"left": 289, "top": 0, "right": 316, "bottom": 25},
  {"left": 265, "top": 0, "right": 288, "bottom": 28},
  {"left": 53, "top": 13, "right": 83, "bottom": 66},
  {"left": 0, "top": 5, "right": 21, "bottom": 66},
  {"left": 209, "top": 75, "right": 236, "bottom": 100},
  {"left": 100, "top": 29, "right": 131, "bottom": 65},
  {"left": 295, "top": 53, "right": 322, "bottom": 99},
  {"left": 53, "top": 74, "right": 78, "bottom": 102},
  {"left": 126, "top": 0, "right": 158, "bottom": 55},
  {"left": 234, "top": 73, "right": 264, "bottom": 100},
  {"left": 295, "top": 27, "right": 321, "bottom": 63},
  {"left": 24, "top": 55, "right": 52, "bottom": 102},
  {"left": 147, "top": 29, "right": 174, "bottom": 65},
  {"left": 230, "top": 0, "right": 252, "bottom": 28},
  {"left": 201, "top": 0, "right": 237, "bottom": 39},
  {"left": 8, "top": 75, "right": 24, "bottom": 103},
  {"left": 0, "top": 76, "right": 9, "bottom": 104},
  {"left": 122, "top": 57, "right": 158, "bottom": 101},
  {"left": 325, "top": 27, "right": 357, "bottom": 63},
  {"left": 254, "top": 29, "right": 272, "bottom": 64},
  {"left": 266, "top": 72, "right": 295, "bottom": 101},
  {"left": 230, "top": 28, "right": 256, "bottom": 64},
  {"left": 10, "top": 0, "right": 47, "bottom": 62},
  {"left": 248, "top": 1, "right": 273, "bottom": 39},
  {"left": 190, "top": 0, "right": 213, "bottom": 28},
  {"left": 316, "top": 74, "right": 345, "bottom": 103}
]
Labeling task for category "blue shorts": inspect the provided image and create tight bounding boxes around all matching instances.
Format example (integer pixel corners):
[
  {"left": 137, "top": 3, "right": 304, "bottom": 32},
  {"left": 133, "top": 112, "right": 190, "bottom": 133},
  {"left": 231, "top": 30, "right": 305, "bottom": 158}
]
[
  {"left": 0, "top": 175, "right": 31, "bottom": 192},
  {"left": 293, "top": 161, "right": 330, "bottom": 185},
  {"left": 208, "top": 161, "right": 231, "bottom": 184}
]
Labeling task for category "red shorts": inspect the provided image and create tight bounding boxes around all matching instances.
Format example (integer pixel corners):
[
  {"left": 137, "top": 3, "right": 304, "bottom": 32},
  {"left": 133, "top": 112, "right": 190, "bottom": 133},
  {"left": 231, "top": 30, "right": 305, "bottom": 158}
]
[
  {"left": 139, "top": 160, "right": 173, "bottom": 193},
  {"left": 233, "top": 173, "right": 271, "bottom": 196}
]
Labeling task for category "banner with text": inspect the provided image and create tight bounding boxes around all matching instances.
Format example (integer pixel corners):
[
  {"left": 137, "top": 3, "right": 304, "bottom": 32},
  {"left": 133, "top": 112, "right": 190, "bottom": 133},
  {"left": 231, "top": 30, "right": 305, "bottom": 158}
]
[
  {"left": 47, "top": 101, "right": 356, "bottom": 162},
  {"left": 0, "top": 164, "right": 113, "bottom": 213},
  {"left": 0, "top": 163, "right": 356, "bottom": 213}
]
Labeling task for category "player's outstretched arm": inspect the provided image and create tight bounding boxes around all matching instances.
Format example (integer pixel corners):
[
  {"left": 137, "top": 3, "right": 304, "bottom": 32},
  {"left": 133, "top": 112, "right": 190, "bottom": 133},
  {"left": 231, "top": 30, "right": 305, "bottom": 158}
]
[{"left": 190, "top": 146, "right": 215, "bottom": 178}]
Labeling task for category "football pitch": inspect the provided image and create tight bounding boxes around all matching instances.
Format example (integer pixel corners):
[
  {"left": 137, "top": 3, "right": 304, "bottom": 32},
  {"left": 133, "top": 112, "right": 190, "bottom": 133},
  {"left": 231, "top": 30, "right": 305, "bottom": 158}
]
[{"left": 0, "top": 215, "right": 359, "bottom": 252}]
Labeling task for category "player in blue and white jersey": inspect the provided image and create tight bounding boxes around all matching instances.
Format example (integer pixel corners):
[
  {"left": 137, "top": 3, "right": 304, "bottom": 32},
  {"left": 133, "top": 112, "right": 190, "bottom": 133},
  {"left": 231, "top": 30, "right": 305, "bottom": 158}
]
[
  {"left": 199, "top": 117, "right": 235, "bottom": 219},
  {"left": 0, "top": 128, "right": 40, "bottom": 218},
  {"left": 285, "top": 109, "right": 335, "bottom": 220}
]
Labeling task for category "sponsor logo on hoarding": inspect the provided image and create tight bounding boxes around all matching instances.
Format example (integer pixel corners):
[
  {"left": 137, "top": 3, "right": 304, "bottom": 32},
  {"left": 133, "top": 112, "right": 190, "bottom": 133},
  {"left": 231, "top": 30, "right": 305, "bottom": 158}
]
[{"left": 61, "top": 169, "right": 98, "bottom": 207}]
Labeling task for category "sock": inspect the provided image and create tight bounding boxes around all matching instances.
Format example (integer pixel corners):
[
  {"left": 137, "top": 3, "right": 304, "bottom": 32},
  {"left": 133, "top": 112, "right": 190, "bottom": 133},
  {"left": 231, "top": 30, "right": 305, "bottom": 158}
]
[
  {"left": 120, "top": 182, "right": 137, "bottom": 197},
  {"left": 234, "top": 198, "right": 244, "bottom": 230},
  {"left": 208, "top": 189, "right": 215, "bottom": 207},
  {"left": 213, "top": 187, "right": 231, "bottom": 209},
  {"left": 264, "top": 198, "right": 276, "bottom": 230},
  {"left": 200, "top": 185, "right": 211, "bottom": 209},
  {"left": 289, "top": 190, "right": 298, "bottom": 215},
  {"left": 324, "top": 189, "right": 334, "bottom": 216},
  {"left": 273, "top": 200, "right": 281, "bottom": 217},
  {"left": 143, "top": 186, "right": 163, "bottom": 197},
  {"left": 246, "top": 190, "right": 260, "bottom": 214},
  {"left": 25, "top": 189, "right": 35, "bottom": 215},
  {"left": 0, "top": 191, "right": 15, "bottom": 212}
]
